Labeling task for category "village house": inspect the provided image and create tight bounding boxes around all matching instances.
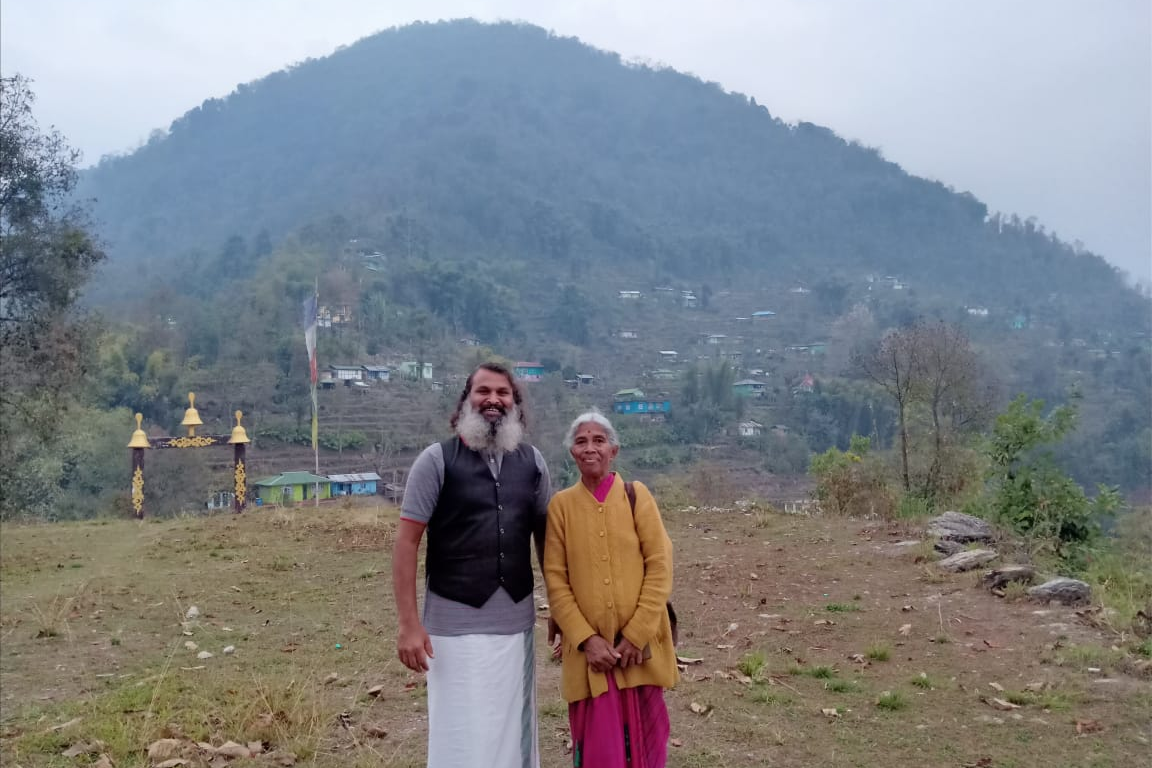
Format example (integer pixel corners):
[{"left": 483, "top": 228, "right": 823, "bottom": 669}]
[
  {"left": 618, "top": 290, "right": 642, "bottom": 300},
  {"left": 786, "top": 342, "right": 827, "bottom": 355},
  {"left": 793, "top": 373, "right": 817, "bottom": 394},
  {"left": 721, "top": 350, "right": 744, "bottom": 365},
  {"left": 648, "top": 369, "right": 677, "bottom": 381},
  {"left": 752, "top": 310, "right": 777, "bottom": 319},
  {"left": 399, "top": 361, "right": 434, "bottom": 380},
  {"left": 617, "top": 329, "right": 639, "bottom": 339},
  {"left": 658, "top": 350, "right": 679, "bottom": 363},
  {"left": 732, "top": 379, "right": 767, "bottom": 398},
  {"left": 576, "top": 374, "right": 596, "bottom": 387},
  {"left": 361, "top": 365, "right": 390, "bottom": 382},
  {"left": 328, "top": 472, "right": 382, "bottom": 496},
  {"left": 514, "top": 362, "right": 545, "bottom": 382},
  {"left": 738, "top": 420, "right": 764, "bottom": 437},
  {"left": 318, "top": 304, "right": 353, "bottom": 327},
  {"left": 329, "top": 364, "right": 364, "bottom": 382},
  {"left": 612, "top": 388, "right": 672, "bottom": 416},
  {"left": 252, "top": 472, "right": 332, "bottom": 505}
]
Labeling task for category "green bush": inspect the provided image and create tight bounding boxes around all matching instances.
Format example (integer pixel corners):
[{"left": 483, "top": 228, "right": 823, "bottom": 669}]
[{"left": 809, "top": 435, "right": 896, "bottom": 518}]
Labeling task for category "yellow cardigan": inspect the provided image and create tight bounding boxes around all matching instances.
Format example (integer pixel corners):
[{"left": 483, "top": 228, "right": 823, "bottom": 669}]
[{"left": 544, "top": 476, "right": 679, "bottom": 702}]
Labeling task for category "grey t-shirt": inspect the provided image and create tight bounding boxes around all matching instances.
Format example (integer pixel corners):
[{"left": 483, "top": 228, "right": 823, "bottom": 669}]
[{"left": 400, "top": 441, "right": 552, "bottom": 636}]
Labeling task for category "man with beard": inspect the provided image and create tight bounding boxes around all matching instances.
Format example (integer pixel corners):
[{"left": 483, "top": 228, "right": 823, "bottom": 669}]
[{"left": 393, "top": 362, "right": 552, "bottom": 768}]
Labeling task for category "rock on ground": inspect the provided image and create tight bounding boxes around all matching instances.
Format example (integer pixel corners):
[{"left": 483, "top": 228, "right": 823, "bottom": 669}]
[
  {"left": 982, "top": 565, "right": 1036, "bottom": 590},
  {"left": 933, "top": 539, "right": 965, "bottom": 557},
  {"left": 937, "top": 549, "right": 999, "bottom": 573},
  {"left": 927, "top": 511, "right": 994, "bottom": 543},
  {"left": 1028, "top": 578, "right": 1092, "bottom": 605}
]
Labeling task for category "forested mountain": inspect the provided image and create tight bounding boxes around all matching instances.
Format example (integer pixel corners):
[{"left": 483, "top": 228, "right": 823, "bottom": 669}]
[
  {"left": 55, "top": 20, "right": 1148, "bottom": 511},
  {"left": 81, "top": 20, "right": 1142, "bottom": 331}
]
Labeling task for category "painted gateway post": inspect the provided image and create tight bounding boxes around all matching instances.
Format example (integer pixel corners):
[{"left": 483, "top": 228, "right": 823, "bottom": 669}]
[{"left": 127, "top": 392, "right": 250, "bottom": 519}]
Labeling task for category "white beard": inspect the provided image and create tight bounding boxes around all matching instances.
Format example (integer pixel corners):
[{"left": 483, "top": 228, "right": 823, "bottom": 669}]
[{"left": 456, "top": 401, "right": 524, "bottom": 454}]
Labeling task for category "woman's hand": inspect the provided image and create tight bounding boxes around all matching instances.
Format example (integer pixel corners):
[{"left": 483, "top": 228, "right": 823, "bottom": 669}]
[
  {"left": 614, "top": 636, "right": 645, "bottom": 669},
  {"left": 582, "top": 634, "right": 621, "bottom": 673}
]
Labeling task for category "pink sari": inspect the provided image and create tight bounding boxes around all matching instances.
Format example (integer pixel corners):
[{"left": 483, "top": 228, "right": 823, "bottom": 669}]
[{"left": 568, "top": 474, "right": 671, "bottom": 768}]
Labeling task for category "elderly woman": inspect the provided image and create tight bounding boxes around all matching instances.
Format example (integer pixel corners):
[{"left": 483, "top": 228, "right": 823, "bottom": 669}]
[{"left": 544, "top": 410, "right": 678, "bottom": 768}]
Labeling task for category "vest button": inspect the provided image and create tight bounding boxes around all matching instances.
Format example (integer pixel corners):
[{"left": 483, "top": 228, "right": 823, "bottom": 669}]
[
  {"left": 500, "top": 552, "right": 505, "bottom": 559},
  {"left": 601, "top": 555, "right": 608, "bottom": 561},
  {"left": 603, "top": 578, "right": 610, "bottom": 585},
  {"left": 500, "top": 528, "right": 505, "bottom": 535},
  {"left": 498, "top": 505, "right": 503, "bottom": 511},
  {"left": 599, "top": 531, "right": 605, "bottom": 537}
]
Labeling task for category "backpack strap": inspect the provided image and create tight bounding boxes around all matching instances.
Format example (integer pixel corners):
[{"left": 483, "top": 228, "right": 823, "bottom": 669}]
[{"left": 623, "top": 479, "right": 678, "bottom": 645}]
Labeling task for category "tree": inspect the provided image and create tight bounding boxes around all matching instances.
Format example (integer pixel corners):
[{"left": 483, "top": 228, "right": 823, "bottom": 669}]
[
  {"left": 916, "top": 321, "right": 993, "bottom": 500},
  {"left": 0, "top": 75, "right": 105, "bottom": 518},
  {"left": 855, "top": 326, "right": 919, "bottom": 491},
  {"left": 855, "top": 320, "right": 991, "bottom": 500},
  {"left": 1, "top": 75, "right": 103, "bottom": 346}
]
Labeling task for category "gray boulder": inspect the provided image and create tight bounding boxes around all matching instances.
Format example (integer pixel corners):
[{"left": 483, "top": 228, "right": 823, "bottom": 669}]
[
  {"left": 982, "top": 565, "right": 1037, "bottom": 590},
  {"left": 937, "top": 549, "right": 998, "bottom": 573},
  {"left": 927, "top": 511, "right": 994, "bottom": 543},
  {"left": 1028, "top": 578, "right": 1092, "bottom": 605},
  {"left": 933, "top": 539, "right": 965, "bottom": 557}
]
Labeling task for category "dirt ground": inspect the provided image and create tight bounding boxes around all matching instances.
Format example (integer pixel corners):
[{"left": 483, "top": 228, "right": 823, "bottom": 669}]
[{"left": 1, "top": 501, "right": 1148, "bottom": 768}]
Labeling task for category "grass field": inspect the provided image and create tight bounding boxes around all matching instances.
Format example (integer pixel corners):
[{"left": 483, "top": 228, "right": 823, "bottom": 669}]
[{"left": 1, "top": 500, "right": 1148, "bottom": 767}]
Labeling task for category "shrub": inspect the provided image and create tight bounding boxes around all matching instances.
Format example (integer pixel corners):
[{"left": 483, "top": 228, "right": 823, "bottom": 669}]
[{"left": 809, "top": 435, "right": 896, "bottom": 518}]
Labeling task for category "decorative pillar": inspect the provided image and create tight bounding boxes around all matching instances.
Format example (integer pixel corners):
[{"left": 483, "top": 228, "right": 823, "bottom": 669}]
[
  {"left": 228, "top": 410, "right": 250, "bottom": 513},
  {"left": 127, "top": 413, "right": 149, "bottom": 519}
]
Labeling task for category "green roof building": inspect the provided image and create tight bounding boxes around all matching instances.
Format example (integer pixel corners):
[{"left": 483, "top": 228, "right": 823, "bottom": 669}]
[{"left": 252, "top": 472, "right": 332, "bottom": 505}]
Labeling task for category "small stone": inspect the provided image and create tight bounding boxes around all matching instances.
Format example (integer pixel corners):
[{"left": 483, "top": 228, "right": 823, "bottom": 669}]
[
  {"left": 185, "top": 606, "right": 200, "bottom": 620},
  {"left": 222, "top": 645, "right": 235, "bottom": 655},
  {"left": 196, "top": 651, "right": 214, "bottom": 660}
]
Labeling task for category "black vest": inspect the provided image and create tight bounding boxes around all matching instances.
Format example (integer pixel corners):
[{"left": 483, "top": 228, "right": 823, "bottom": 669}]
[{"left": 426, "top": 437, "right": 541, "bottom": 607}]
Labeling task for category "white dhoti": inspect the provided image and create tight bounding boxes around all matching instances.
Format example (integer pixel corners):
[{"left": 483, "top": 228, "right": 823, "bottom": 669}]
[{"left": 426, "top": 629, "right": 539, "bottom": 768}]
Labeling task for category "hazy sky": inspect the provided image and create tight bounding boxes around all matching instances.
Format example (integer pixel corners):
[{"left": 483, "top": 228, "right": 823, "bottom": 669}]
[{"left": 3, "top": 0, "right": 1149, "bottom": 280}]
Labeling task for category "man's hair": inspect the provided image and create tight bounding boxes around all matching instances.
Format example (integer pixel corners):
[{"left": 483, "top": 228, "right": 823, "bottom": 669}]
[{"left": 450, "top": 362, "right": 527, "bottom": 429}]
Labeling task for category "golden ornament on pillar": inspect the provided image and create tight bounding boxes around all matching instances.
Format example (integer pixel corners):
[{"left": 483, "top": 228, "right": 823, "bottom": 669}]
[
  {"left": 181, "top": 392, "right": 204, "bottom": 436},
  {"left": 127, "top": 413, "right": 150, "bottom": 448},
  {"left": 227, "top": 410, "right": 251, "bottom": 444}
]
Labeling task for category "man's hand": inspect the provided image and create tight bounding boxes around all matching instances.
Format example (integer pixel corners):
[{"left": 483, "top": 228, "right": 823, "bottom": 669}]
[
  {"left": 397, "top": 623, "right": 434, "bottom": 672},
  {"left": 582, "top": 634, "right": 621, "bottom": 673},
  {"left": 614, "top": 635, "right": 645, "bottom": 669}
]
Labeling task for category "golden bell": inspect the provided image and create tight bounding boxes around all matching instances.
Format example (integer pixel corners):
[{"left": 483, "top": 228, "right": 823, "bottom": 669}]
[
  {"left": 127, "top": 413, "right": 150, "bottom": 448},
  {"left": 228, "top": 410, "right": 251, "bottom": 445},
  {"left": 181, "top": 392, "right": 203, "bottom": 436}
]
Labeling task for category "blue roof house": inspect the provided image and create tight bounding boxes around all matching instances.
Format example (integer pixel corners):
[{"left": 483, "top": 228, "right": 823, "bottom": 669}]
[
  {"left": 328, "top": 472, "right": 382, "bottom": 496},
  {"left": 612, "top": 388, "right": 671, "bottom": 415}
]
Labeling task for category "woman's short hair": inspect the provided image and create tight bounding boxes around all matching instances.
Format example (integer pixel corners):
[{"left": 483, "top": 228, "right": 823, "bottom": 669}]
[{"left": 563, "top": 408, "right": 620, "bottom": 449}]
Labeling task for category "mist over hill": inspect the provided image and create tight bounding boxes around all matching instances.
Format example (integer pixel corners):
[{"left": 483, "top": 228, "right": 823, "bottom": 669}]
[{"left": 80, "top": 20, "right": 1143, "bottom": 329}]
